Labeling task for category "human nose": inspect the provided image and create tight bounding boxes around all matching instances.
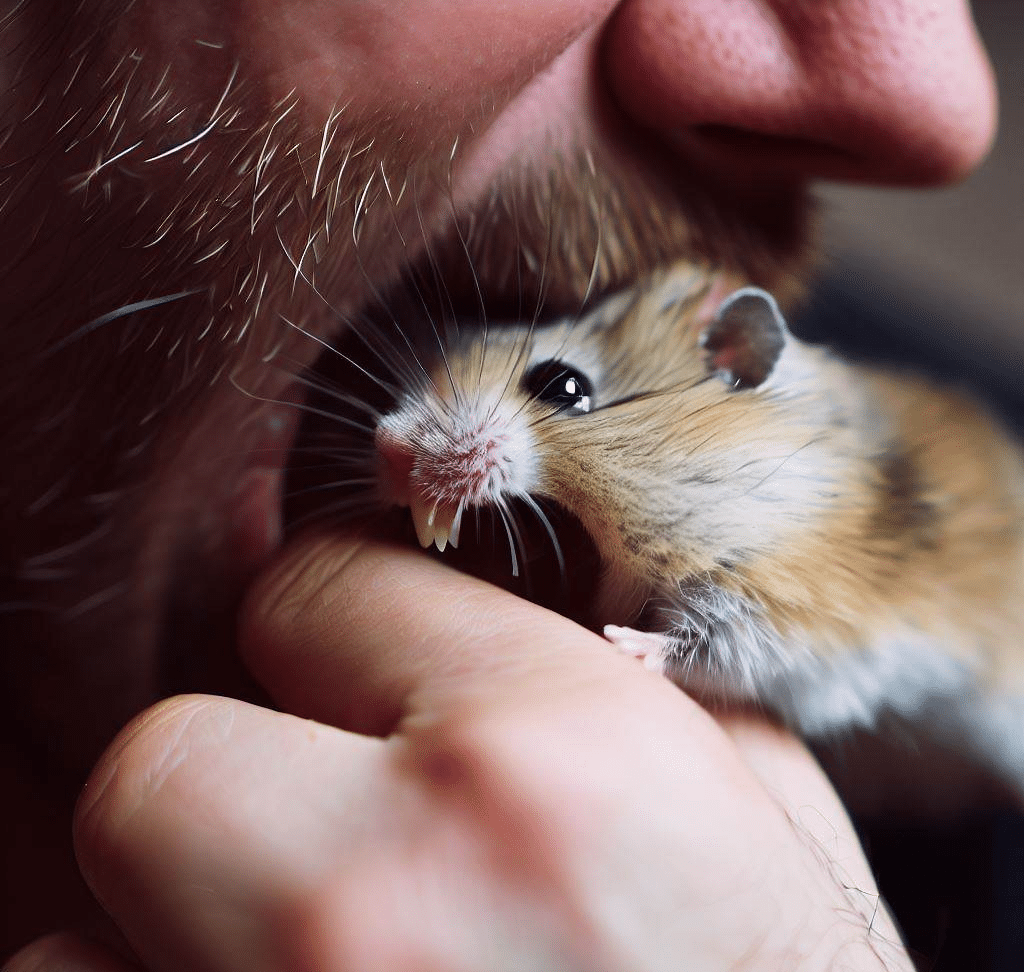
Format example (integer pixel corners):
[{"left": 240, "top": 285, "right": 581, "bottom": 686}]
[{"left": 603, "top": 0, "right": 997, "bottom": 185}]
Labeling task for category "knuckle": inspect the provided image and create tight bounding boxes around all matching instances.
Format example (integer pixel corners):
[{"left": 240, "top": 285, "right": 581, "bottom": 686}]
[{"left": 399, "top": 708, "right": 587, "bottom": 833}]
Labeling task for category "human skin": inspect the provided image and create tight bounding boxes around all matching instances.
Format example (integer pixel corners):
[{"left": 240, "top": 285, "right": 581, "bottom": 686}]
[
  {"left": 0, "top": 0, "right": 997, "bottom": 964},
  {"left": 13, "top": 533, "right": 916, "bottom": 972}
]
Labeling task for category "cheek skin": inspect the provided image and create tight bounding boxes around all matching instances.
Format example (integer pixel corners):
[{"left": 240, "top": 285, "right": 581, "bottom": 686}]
[
  {"left": 116, "top": 0, "right": 997, "bottom": 193},
  {"left": 233, "top": 0, "right": 618, "bottom": 137}
]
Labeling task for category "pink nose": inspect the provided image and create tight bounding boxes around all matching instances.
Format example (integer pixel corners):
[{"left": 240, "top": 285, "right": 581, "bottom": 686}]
[{"left": 603, "top": 0, "right": 997, "bottom": 186}]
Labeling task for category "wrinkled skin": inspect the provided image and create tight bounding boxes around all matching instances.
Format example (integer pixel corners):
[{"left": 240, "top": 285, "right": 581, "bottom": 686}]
[{"left": 0, "top": 0, "right": 997, "bottom": 963}]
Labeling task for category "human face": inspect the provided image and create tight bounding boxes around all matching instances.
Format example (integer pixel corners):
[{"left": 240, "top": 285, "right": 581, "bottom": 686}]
[{"left": 0, "top": 0, "right": 995, "bottom": 773}]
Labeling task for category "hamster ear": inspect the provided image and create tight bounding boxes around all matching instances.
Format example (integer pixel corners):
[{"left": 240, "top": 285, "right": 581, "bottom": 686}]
[{"left": 700, "top": 287, "right": 789, "bottom": 390}]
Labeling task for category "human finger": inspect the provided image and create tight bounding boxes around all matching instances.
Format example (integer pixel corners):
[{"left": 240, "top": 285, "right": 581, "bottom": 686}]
[
  {"left": 71, "top": 692, "right": 623, "bottom": 972},
  {"left": 238, "top": 530, "right": 675, "bottom": 736},
  {"left": 75, "top": 641, "right": 912, "bottom": 972},
  {"left": 236, "top": 530, "right": 899, "bottom": 911},
  {"left": 73, "top": 695, "right": 388, "bottom": 972}
]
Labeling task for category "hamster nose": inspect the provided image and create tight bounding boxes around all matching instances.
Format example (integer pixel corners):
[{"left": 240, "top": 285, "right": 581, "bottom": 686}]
[{"left": 602, "top": 0, "right": 997, "bottom": 186}]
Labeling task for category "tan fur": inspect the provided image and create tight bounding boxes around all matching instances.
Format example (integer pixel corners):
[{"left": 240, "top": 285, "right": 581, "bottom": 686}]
[
  {"left": 385, "top": 261, "right": 1024, "bottom": 774},
  {"left": 430, "top": 266, "right": 1024, "bottom": 668},
  {"left": 561, "top": 279, "right": 1024, "bottom": 678}
]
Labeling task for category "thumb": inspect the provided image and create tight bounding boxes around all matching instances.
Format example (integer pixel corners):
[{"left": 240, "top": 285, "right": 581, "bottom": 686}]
[{"left": 237, "top": 530, "right": 669, "bottom": 736}]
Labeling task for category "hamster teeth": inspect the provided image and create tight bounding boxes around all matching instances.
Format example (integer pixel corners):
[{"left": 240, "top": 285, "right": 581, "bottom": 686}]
[
  {"left": 409, "top": 491, "right": 437, "bottom": 549},
  {"left": 431, "top": 501, "right": 464, "bottom": 552},
  {"left": 408, "top": 490, "right": 462, "bottom": 552},
  {"left": 434, "top": 519, "right": 450, "bottom": 553},
  {"left": 448, "top": 501, "right": 464, "bottom": 549}
]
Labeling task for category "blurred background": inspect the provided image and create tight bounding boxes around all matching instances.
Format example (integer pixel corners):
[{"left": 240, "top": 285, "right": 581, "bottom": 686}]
[{"left": 813, "top": 0, "right": 1022, "bottom": 372}]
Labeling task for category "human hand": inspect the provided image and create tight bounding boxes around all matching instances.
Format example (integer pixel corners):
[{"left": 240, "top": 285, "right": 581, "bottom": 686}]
[{"left": 9, "top": 533, "right": 913, "bottom": 972}]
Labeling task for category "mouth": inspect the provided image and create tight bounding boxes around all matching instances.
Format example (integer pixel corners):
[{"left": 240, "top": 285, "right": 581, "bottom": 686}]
[
  {"left": 279, "top": 253, "right": 612, "bottom": 629},
  {"left": 92, "top": 144, "right": 812, "bottom": 743},
  {"left": 265, "top": 108, "right": 816, "bottom": 619},
  {"left": 408, "top": 496, "right": 465, "bottom": 553}
]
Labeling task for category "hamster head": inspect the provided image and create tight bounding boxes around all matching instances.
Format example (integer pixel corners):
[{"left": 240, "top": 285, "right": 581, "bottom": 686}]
[
  {"left": 373, "top": 359, "right": 545, "bottom": 552},
  {"left": 372, "top": 265, "right": 841, "bottom": 623},
  {"left": 336, "top": 266, "right": 1024, "bottom": 765}
]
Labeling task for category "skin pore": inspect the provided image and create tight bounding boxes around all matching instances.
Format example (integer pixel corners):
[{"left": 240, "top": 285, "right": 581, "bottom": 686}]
[{"left": 0, "top": 0, "right": 998, "bottom": 965}]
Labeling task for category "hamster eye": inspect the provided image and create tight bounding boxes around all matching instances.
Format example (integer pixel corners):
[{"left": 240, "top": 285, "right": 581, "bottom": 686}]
[{"left": 523, "top": 360, "right": 593, "bottom": 415}]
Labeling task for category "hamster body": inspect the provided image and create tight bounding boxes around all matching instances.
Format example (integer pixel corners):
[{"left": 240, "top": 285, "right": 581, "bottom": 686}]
[{"left": 366, "top": 264, "right": 1024, "bottom": 791}]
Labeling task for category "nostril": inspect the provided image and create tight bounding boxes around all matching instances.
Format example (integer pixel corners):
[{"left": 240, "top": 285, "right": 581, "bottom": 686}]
[
  {"left": 690, "top": 127, "right": 830, "bottom": 153},
  {"left": 682, "top": 124, "right": 858, "bottom": 178},
  {"left": 603, "top": 0, "right": 997, "bottom": 188}
]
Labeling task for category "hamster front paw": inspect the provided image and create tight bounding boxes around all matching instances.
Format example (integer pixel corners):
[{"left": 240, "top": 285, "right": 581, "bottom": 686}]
[{"left": 603, "top": 625, "right": 674, "bottom": 675}]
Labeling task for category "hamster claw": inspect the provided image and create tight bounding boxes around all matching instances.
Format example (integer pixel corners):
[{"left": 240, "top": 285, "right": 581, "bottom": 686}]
[{"left": 603, "top": 625, "right": 672, "bottom": 675}]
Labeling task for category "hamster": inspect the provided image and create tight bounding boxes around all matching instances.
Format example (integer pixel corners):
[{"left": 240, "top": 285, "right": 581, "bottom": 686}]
[{"left": 338, "top": 262, "right": 1024, "bottom": 794}]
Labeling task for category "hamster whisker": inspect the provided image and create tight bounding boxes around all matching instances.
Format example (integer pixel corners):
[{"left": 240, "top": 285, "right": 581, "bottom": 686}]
[
  {"left": 348, "top": 312, "right": 429, "bottom": 389},
  {"left": 530, "top": 180, "right": 559, "bottom": 334},
  {"left": 286, "top": 398, "right": 383, "bottom": 436},
  {"left": 359, "top": 306, "right": 445, "bottom": 404},
  {"left": 393, "top": 182, "right": 468, "bottom": 413},
  {"left": 475, "top": 176, "right": 561, "bottom": 413},
  {"left": 510, "top": 185, "right": 526, "bottom": 324},
  {"left": 680, "top": 428, "right": 729, "bottom": 459},
  {"left": 508, "top": 500, "right": 533, "bottom": 589},
  {"left": 247, "top": 445, "right": 370, "bottom": 462},
  {"left": 494, "top": 500, "right": 522, "bottom": 579},
  {"left": 490, "top": 324, "right": 537, "bottom": 418},
  {"left": 440, "top": 180, "right": 491, "bottom": 398},
  {"left": 280, "top": 204, "right": 445, "bottom": 407},
  {"left": 281, "top": 443, "right": 375, "bottom": 461},
  {"left": 286, "top": 476, "right": 378, "bottom": 499},
  {"left": 497, "top": 183, "right": 593, "bottom": 414},
  {"left": 592, "top": 390, "right": 667, "bottom": 413},
  {"left": 519, "top": 493, "right": 567, "bottom": 589},
  {"left": 411, "top": 183, "right": 461, "bottom": 337},
  {"left": 288, "top": 372, "right": 389, "bottom": 425},
  {"left": 279, "top": 314, "right": 409, "bottom": 402},
  {"left": 578, "top": 169, "right": 604, "bottom": 313},
  {"left": 735, "top": 435, "right": 827, "bottom": 497},
  {"left": 404, "top": 180, "right": 475, "bottom": 415},
  {"left": 489, "top": 331, "right": 544, "bottom": 428},
  {"left": 226, "top": 375, "right": 369, "bottom": 433},
  {"left": 285, "top": 495, "right": 383, "bottom": 533}
]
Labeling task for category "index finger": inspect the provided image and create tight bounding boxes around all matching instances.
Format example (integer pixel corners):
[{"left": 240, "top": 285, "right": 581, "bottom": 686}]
[
  {"left": 238, "top": 530, "right": 699, "bottom": 737},
  {"left": 236, "top": 532, "right": 896, "bottom": 957}
]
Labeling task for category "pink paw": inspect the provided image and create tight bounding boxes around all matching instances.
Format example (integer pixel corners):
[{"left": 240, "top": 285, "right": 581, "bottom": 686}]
[{"left": 603, "top": 625, "right": 672, "bottom": 675}]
